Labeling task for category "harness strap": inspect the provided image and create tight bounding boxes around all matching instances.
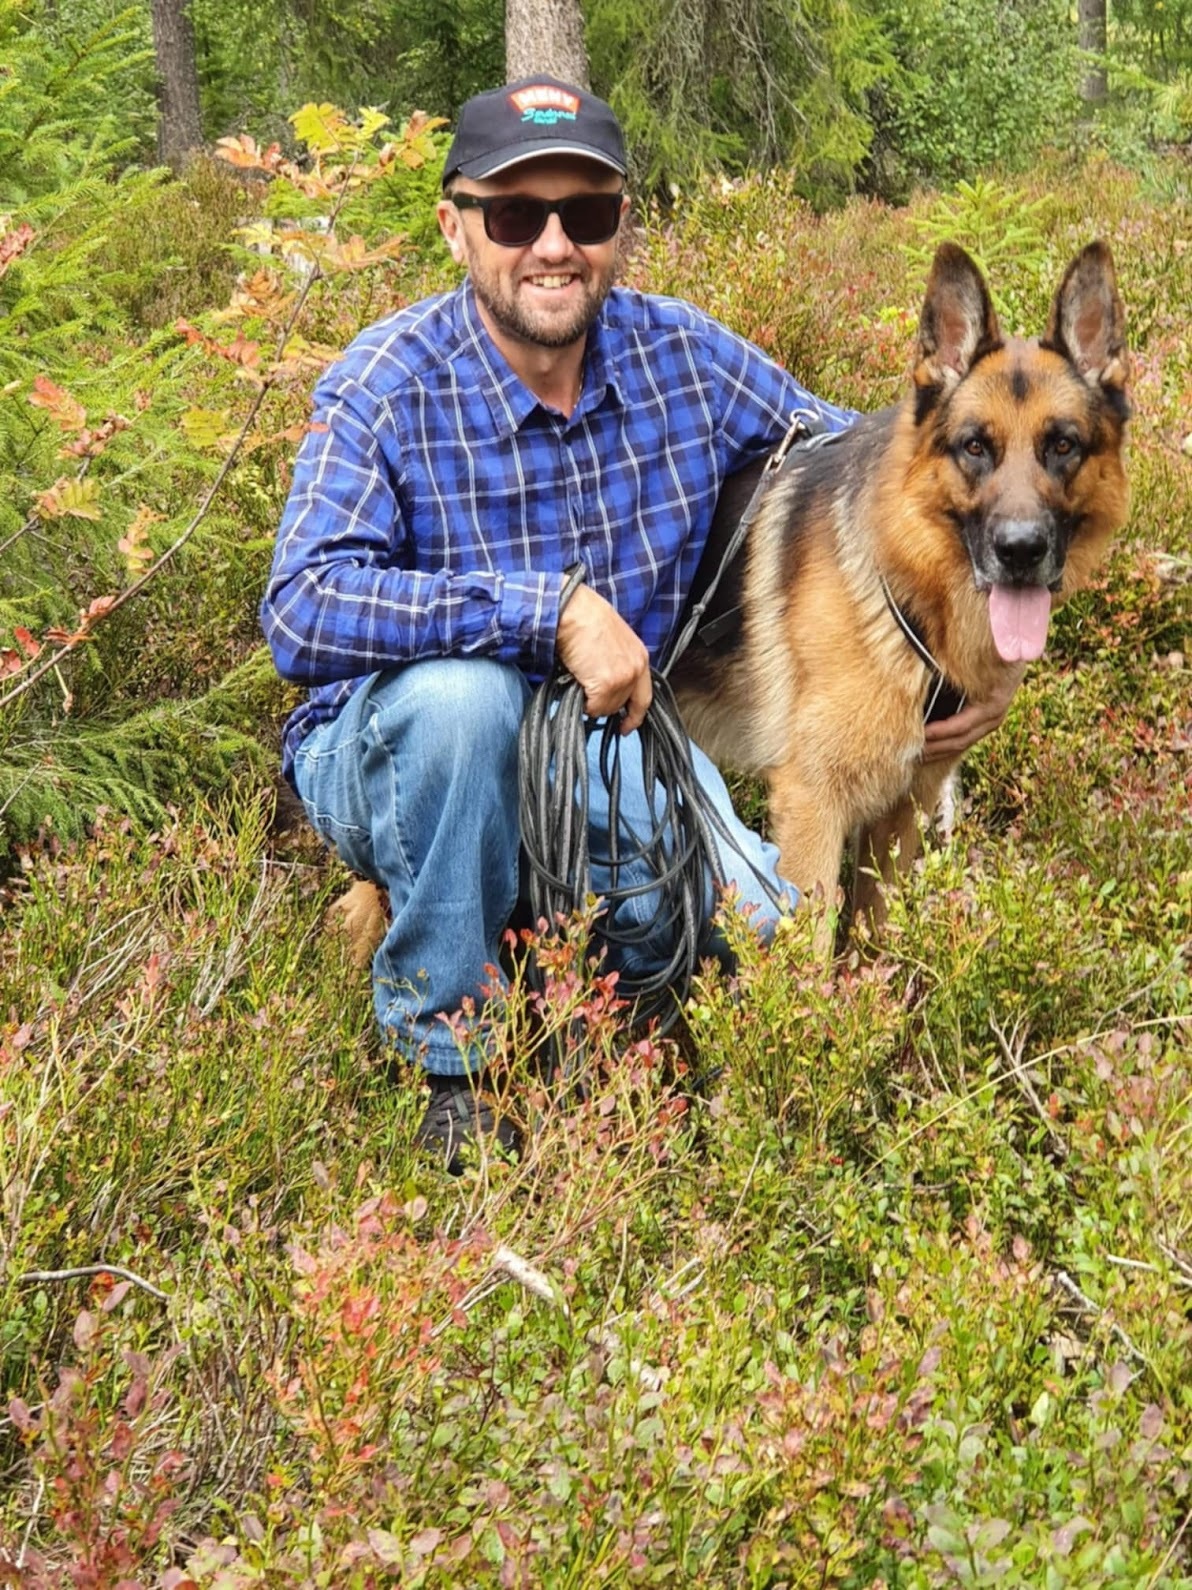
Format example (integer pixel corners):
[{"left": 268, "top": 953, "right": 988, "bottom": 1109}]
[
  {"left": 667, "top": 417, "right": 967, "bottom": 726},
  {"left": 878, "top": 574, "right": 967, "bottom": 723},
  {"left": 663, "top": 416, "right": 843, "bottom": 674}
]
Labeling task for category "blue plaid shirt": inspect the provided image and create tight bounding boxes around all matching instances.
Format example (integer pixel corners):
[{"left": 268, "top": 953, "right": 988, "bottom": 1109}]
[{"left": 262, "top": 280, "right": 856, "bottom": 782}]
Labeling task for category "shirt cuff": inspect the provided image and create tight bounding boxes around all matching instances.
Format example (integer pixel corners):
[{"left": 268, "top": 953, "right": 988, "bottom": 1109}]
[{"left": 494, "top": 572, "right": 560, "bottom": 677}]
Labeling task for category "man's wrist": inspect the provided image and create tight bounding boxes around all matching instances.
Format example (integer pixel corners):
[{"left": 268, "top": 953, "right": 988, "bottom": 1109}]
[{"left": 559, "top": 563, "right": 586, "bottom": 614}]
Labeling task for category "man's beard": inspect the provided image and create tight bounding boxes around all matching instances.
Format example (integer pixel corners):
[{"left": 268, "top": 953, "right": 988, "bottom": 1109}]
[{"left": 469, "top": 258, "right": 615, "bottom": 349}]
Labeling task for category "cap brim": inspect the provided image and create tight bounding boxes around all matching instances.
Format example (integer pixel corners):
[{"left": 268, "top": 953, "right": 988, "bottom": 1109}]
[{"left": 453, "top": 142, "right": 627, "bottom": 181}]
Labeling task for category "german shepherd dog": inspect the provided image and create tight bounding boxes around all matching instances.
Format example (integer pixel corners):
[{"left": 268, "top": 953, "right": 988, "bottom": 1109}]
[
  {"left": 328, "top": 242, "right": 1129, "bottom": 965},
  {"left": 672, "top": 241, "right": 1130, "bottom": 941}
]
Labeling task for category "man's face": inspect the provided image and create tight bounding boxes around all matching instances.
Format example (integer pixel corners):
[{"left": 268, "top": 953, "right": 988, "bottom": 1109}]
[{"left": 437, "top": 156, "right": 628, "bottom": 351}]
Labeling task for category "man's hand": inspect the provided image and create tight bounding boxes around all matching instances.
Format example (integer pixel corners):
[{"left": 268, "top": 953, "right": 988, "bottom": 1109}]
[
  {"left": 555, "top": 583, "right": 653, "bottom": 733},
  {"left": 921, "top": 667, "right": 1024, "bottom": 763}
]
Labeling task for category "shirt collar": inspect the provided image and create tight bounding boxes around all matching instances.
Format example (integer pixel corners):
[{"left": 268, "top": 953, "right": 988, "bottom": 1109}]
[
  {"left": 454, "top": 281, "right": 623, "bottom": 437},
  {"left": 574, "top": 308, "right": 622, "bottom": 421}
]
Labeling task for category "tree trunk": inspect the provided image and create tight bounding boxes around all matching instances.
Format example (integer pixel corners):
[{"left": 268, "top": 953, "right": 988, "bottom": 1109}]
[
  {"left": 1078, "top": 0, "right": 1108, "bottom": 107},
  {"left": 150, "top": 0, "right": 204, "bottom": 169},
  {"left": 506, "top": 0, "right": 590, "bottom": 88}
]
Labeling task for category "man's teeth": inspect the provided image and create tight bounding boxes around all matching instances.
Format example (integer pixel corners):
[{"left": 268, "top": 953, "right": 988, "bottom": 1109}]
[{"left": 529, "top": 275, "right": 572, "bottom": 288}]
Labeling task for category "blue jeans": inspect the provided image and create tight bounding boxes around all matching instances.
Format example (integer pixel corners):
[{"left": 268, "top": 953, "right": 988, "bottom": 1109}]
[{"left": 293, "top": 660, "right": 798, "bottom": 1075}]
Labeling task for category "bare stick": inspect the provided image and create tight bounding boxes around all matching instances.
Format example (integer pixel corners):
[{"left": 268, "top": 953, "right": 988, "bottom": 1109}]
[
  {"left": 1144, "top": 1501, "right": 1191, "bottom": 1590},
  {"left": 1104, "top": 1252, "right": 1192, "bottom": 1289},
  {"left": 990, "top": 1017, "right": 1068, "bottom": 1160},
  {"left": 1053, "top": 1269, "right": 1146, "bottom": 1365},
  {"left": 1156, "top": 1238, "right": 1192, "bottom": 1284},
  {"left": 14, "top": 1475, "right": 44, "bottom": 1570},
  {"left": 16, "top": 1263, "right": 169, "bottom": 1301},
  {"left": 492, "top": 1243, "right": 564, "bottom": 1308},
  {"left": 443, "top": 1241, "right": 668, "bottom": 1392}
]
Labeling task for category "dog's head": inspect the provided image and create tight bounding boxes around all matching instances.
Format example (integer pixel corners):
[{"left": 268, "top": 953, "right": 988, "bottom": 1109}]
[{"left": 910, "top": 242, "right": 1130, "bottom": 662}]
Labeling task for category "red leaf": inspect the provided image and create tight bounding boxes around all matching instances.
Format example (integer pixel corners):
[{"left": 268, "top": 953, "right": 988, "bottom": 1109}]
[
  {"left": 29, "top": 374, "right": 87, "bottom": 432},
  {"left": 0, "top": 221, "right": 35, "bottom": 273},
  {"left": 8, "top": 1397, "right": 36, "bottom": 1433},
  {"left": 408, "top": 1527, "right": 442, "bottom": 1557},
  {"left": 101, "top": 1280, "right": 133, "bottom": 1313},
  {"left": 123, "top": 1374, "right": 148, "bottom": 1419}
]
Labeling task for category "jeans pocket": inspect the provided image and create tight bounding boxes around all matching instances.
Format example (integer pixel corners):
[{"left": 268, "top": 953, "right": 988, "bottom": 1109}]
[{"left": 293, "top": 740, "right": 376, "bottom": 878}]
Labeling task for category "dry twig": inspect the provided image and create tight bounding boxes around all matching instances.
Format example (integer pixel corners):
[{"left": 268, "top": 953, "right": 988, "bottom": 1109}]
[
  {"left": 16, "top": 1262, "right": 169, "bottom": 1301},
  {"left": 990, "top": 1016, "right": 1068, "bottom": 1160},
  {"left": 1052, "top": 1269, "right": 1146, "bottom": 1366}
]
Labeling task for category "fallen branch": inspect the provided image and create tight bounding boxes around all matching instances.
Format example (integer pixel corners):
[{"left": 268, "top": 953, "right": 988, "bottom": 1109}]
[
  {"left": 8, "top": 1475, "right": 44, "bottom": 1573},
  {"left": 440, "top": 1240, "right": 668, "bottom": 1391},
  {"left": 990, "top": 1016, "right": 1068, "bottom": 1160},
  {"left": 16, "top": 1263, "right": 169, "bottom": 1301},
  {"left": 1144, "top": 1499, "right": 1191, "bottom": 1590},
  {"left": 1052, "top": 1269, "right": 1146, "bottom": 1365},
  {"left": 1104, "top": 1251, "right": 1192, "bottom": 1290},
  {"left": 1156, "top": 1237, "right": 1192, "bottom": 1285},
  {"left": 491, "top": 1242, "right": 561, "bottom": 1306}
]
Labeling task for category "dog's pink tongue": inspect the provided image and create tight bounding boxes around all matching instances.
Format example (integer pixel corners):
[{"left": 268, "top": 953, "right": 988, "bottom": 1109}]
[{"left": 989, "top": 585, "right": 1051, "bottom": 662}]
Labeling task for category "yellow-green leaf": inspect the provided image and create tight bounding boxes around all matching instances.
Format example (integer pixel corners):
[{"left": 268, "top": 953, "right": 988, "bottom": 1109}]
[
  {"left": 357, "top": 106, "right": 391, "bottom": 141},
  {"left": 181, "top": 408, "right": 231, "bottom": 450},
  {"left": 290, "top": 102, "right": 350, "bottom": 155},
  {"left": 34, "top": 475, "right": 102, "bottom": 521}
]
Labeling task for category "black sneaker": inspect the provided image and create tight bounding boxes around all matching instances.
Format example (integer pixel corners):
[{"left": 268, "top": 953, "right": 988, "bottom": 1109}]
[{"left": 416, "top": 1073, "right": 520, "bottom": 1175}]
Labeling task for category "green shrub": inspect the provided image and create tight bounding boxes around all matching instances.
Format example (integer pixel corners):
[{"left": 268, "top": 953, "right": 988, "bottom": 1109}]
[
  {"left": 866, "top": 0, "right": 1081, "bottom": 197},
  {"left": 0, "top": 0, "right": 155, "bottom": 202},
  {"left": 90, "top": 158, "right": 252, "bottom": 329}
]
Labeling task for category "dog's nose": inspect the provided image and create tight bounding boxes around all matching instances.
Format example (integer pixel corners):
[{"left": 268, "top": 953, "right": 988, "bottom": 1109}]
[{"left": 992, "top": 519, "right": 1050, "bottom": 578}]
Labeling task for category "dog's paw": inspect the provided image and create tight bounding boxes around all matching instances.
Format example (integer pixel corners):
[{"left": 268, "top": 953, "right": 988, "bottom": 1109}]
[{"left": 325, "top": 879, "right": 388, "bottom": 968}]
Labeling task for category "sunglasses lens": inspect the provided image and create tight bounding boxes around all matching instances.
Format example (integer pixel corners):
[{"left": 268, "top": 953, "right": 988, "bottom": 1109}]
[
  {"left": 485, "top": 197, "right": 548, "bottom": 246},
  {"left": 481, "top": 194, "right": 624, "bottom": 246},
  {"left": 560, "top": 194, "right": 622, "bottom": 244}
]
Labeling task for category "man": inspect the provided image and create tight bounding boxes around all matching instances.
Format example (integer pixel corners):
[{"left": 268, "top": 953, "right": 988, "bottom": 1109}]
[{"left": 262, "top": 76, "right": 1010, "bottom": 1170}]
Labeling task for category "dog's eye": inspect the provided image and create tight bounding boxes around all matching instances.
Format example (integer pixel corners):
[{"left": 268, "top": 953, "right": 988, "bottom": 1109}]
[
  {"left": 963, "top": 437, "right": 987, "bottom": 459},
  {"left": 1046, "top": 433, "right": 1083, "bottom": 464}
]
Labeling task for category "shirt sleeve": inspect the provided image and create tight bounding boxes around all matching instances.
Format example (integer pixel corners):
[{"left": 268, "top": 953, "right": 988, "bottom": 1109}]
[
  {"left": 260, "top": 379, "right": 560, "bottom": 685},
  {"left": 698, "top": 313, "right": 860, "bottom": 469}
]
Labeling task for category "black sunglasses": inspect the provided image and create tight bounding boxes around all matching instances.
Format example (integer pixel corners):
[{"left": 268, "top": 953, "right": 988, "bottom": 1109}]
[{"left": 450, "top": 191, "right": 625, "bottom": 248}]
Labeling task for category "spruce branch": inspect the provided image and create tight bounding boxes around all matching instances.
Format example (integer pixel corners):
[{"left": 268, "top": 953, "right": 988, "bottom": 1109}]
[
  {"left": 0, "top": 455, "right": 93, "bottom": 562},
  {"left": 0, "top": 154, "right": 360, "bottom": 717}
]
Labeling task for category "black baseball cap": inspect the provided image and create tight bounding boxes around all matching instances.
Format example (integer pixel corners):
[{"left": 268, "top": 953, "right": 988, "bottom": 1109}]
[{"left": 442, "top": 76, "right": 628, "bottom": 188}]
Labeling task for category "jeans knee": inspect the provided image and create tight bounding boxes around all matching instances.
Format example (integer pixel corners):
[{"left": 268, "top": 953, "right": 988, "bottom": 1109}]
[{"left": 367, "top": 660, "right": 529, "bottom": 769}]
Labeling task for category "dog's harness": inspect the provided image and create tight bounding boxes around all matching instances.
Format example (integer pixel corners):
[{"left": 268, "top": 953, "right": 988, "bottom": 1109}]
[
  {"left": 878, "top": 576, "right": 967, "bottom": 724},
  {"left": 665, "top": 416, "right": 837, "bottom": 671},
  {"left": 673, "top": 417, "right": 967, "bottom": 724}
]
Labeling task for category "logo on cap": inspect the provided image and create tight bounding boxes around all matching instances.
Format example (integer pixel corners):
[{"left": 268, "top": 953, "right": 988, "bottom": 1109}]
[{"left": 510, "top": 85, "right": 581, "bottom": 119}]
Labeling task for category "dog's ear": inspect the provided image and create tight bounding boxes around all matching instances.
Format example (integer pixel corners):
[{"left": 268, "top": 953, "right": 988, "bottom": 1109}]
[
  {"left": 1041, "top": 241, "right": 1130, "bottom": 397},
  {"left": 913, "top": 243, "right": 1002, "bottom": 416}
]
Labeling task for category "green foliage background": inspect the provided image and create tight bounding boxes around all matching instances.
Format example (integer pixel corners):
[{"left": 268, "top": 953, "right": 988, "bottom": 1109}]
[{"left": 8, "top": 0, "right": 1192, "bottom": 204}]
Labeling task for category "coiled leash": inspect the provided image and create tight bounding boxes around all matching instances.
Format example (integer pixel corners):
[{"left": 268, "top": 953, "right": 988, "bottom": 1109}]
[{"left": 517, "top": 415, "right": 827, "bottom": 1037}]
